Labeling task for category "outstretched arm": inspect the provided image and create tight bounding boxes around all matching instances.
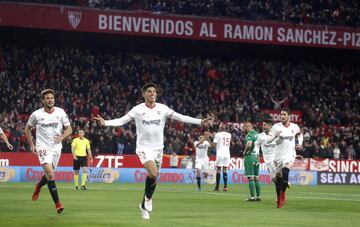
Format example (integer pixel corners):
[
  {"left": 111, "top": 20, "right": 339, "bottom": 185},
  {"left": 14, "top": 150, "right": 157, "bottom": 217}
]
[
  {"left": 169, "top": 112, "right": 212, "bottom": 126},
  {"left": 93, "top": 115, "right": 132, "bottom": 127}
]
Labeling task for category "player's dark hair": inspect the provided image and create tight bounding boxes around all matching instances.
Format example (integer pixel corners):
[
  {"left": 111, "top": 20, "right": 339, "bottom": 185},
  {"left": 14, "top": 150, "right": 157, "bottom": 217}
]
[
  {"left": 281, "top": 107, "right": 291, "bottom": 115},
  {"left": 40, "top": 89, "right": 55, "bottom": 100},
  {"left": 262, "top": 114, "right": 272, "bottom": 124},
  {"left": 142, "top": 83, "right": 157, "bottom": 93},
  {"left": 264, "top": 119, "right": 273, "bottom": 125}
]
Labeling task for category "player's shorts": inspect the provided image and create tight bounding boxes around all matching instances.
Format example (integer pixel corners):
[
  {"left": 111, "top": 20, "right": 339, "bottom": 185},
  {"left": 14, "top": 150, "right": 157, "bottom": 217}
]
[
  {"left": 73, "top": 156, "right": 87, "bottom": 170},
  {"left": 215, "top": 156, "right": 230, "bottom": 167},
  {"left": 274, "top": 154, "right": 296, "bottom": 174},
  {"left": 244, "top": 155, "right": 259, "bottom": 177},
  {"left": 136, "top": 149, "right": 163, "bottom": 170},
  {"left": 195, "top": 158, "right": 210, "bottom": 172},
  {"left": 36, "top": 146, "right": 61, "bottom": 169},
  {"left": 265, "top": 161, "right": 276, "bottom": 179}
]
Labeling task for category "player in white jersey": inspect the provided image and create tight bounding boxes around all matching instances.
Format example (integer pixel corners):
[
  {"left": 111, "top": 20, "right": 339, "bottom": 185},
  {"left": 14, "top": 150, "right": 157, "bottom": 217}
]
[
  {"left": 24, "top": 89, "right": 72, "bottom": 214},
  {"left": 194, "top": 133, "right": 212, "bottom": 192},
  {"left": 94, "top": 83, "right": 212, "bottom": 220},
  {"left": 211, "top": 123, "right": 231, "bottom": 192},
  {"left": 254, "top": 119, "right": 276, "bottom": 181},
  {"left": 0, "top": 126, "right": 13, "bottom": 151},
  {"left": 266, "top": 108, "right": 303, "bottom": 208}
]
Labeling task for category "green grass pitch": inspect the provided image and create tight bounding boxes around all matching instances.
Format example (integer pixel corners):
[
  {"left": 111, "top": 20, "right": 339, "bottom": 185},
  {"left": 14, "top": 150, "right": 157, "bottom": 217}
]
[{"left": 0, "top": 182, "right": 359, "bottom": 227}]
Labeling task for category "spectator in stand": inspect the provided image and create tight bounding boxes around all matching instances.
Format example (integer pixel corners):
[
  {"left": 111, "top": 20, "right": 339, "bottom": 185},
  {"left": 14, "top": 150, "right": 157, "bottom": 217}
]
[
  {"left": 333, "top": 143, "right": 341, "bottom": 160},
  {"left": 169, "top": 152, "right": 178, "bottom": 168}
]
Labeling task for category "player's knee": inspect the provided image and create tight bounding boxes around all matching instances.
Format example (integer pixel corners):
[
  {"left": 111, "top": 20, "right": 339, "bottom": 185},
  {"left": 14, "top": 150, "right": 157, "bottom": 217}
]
[
  {"left": 248, "top": 177, "right": 254, "bottom": 181},
  {"left": 148, "top": 171, "right": 157, "bottom": 180},
  {"left": 74, "top": 171, "right": 79, "bottom": 175},
  {"left": 83, "top": 168, "right": 87, "bottom": 174},
  {"left": 46, "top": 173, "right": 55, "bottom": 180}
]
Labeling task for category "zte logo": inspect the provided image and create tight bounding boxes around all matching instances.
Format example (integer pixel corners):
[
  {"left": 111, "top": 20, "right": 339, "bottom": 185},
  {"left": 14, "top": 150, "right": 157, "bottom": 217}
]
[
  {"left": 95, "top": 155, "right": 124, "bottom": 168},
  {"left": 67, "top": 11, "right": 82, "bottom": 29}
]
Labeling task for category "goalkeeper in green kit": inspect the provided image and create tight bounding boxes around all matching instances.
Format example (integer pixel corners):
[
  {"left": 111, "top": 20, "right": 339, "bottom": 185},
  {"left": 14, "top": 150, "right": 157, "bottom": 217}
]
[{"left": 242, "top": 122, "right": 261, "bottom": 201}]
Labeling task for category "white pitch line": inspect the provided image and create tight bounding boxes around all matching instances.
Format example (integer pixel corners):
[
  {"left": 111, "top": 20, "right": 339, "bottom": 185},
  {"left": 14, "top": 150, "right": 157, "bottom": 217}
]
[{"left": 1, "top": 184, "right": 360, "bottom": 202}]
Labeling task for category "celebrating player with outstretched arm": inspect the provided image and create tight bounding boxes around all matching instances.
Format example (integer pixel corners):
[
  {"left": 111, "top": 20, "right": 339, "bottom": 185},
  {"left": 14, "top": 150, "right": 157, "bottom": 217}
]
[
  {"left": 265, "top": 108, "right": 303, "bottom": 208},
  {"left": 25, "top": 89, "right": 73, "bottom": 214},
  {"left": 94, "top": 83, "right": 213, "bottom": 220}
]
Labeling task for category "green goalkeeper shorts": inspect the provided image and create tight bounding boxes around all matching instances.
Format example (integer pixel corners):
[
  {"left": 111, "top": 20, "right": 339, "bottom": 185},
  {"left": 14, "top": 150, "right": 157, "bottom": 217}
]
[{"left": 244, "top": 155, "right": 260, "bottom": 177}]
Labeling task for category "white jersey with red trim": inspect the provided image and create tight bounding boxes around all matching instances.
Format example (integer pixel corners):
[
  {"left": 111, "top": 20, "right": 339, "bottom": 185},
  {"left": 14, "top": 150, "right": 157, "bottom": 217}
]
[
  {"left": 27, "top": 107, "right": 70, "bottom": 150},
  {"left": 194, "top": 141, "right": 211, "bottom": 160},
  {"left": 105, "top": 102, "right": 202, "bottom": 151},
  {"left": 255, "top": 132, "right": 276, "bottom": 163},
  {"left": 213, "top": 131, "right": 231, "bottom": 157},
  {"left": 269, "top": 122, "right": 301, "bottom": 160}
]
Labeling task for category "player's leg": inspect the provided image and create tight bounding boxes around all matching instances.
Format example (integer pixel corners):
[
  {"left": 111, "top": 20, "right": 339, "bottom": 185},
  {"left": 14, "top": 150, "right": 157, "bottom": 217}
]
[
  {"left": 222, "top": 166, "right": 228, "bottom": 191},
  {"left": 142, "top": 160, "right": 157, "bottom": 210},
  {"left": 49, "top": 150, "right": 63, "bottom": 213},
  {"left": 244, "top": 157, "right": 256, "bottom": 201},
  {"left": 42, "top": 163, "right": 63, "bottom": 213},
  {"left": 280, "top": 162, "right": 292, "bottom": 204},
  {"left": 81, "top": 157, "right": 88, "bottom": 190},
  {"left": 202, "top": 158, "right": 210, "bottom": 183},
  {"left": 214, "top": 166, "right": 221, "bottom": 191},
  {"left": 32, "top": 173, "right": 47, "bottom": 201},
  {"left": 81, "top": 166, "right": 88, "bottom": 190},
  {"left": 32, "top": 147, "right": 49, "bottom": 201},
  {"left": 73, "top": 157, "right": 80, "bottom": 190},
  {"left": 195, "top": 168, "right": 201, "bottom": 191},
  {"left": 136, "top": 150, "right": 157, "bottom": 219},
  {"left": 281, "top": 162, "right": 291, "bottom": 193},
  {"left": 274, "top": 161, "right": 283, "bottom": 208},
  {"left": 254, "top": 162, "right": 261, "bottom": 201},
  {"left": 195, "top": 159, "right": 202, "bottom": 191}
]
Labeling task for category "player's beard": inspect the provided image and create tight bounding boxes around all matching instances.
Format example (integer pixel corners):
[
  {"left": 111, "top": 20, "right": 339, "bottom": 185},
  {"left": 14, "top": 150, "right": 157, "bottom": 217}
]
[{"left": 44, "top": 102, "right": 54, "bottom": 110}]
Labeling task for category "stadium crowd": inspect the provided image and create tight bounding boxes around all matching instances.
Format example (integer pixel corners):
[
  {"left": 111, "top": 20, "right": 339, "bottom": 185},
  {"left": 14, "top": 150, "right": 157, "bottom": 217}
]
[
  {"left": 3, "top": 0, "right": 360, "bottom": 27},
  {"left": 0, "top": 43, "right": 359, "bottom": 160}
]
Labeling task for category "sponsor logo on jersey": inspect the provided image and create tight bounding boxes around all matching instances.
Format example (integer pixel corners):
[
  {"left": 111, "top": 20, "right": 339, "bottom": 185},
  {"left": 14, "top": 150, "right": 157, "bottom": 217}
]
[
  {"left": 41, "top": 122, "right": 59, "bottom": 128},
  {"left": 279, "top": 136, "right": 294, "bottom": 141},
  {"left": 142, "top": 119, "right": 161, "bottom": 126}
]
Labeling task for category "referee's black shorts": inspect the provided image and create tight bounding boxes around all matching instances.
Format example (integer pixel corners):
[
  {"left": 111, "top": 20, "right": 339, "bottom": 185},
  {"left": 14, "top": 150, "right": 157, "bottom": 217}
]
[{"left": 73, "top": 156, "right": 87, "bottom": 170}]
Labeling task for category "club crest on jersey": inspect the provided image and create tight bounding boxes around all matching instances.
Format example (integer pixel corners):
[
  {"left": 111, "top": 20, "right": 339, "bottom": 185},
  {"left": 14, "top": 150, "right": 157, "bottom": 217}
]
[
  {"left": 67, "top": 11, "right": 82, "bottom": 29},
  {"left": 291, "top": 130, "right": 294, "bottom": 134}
]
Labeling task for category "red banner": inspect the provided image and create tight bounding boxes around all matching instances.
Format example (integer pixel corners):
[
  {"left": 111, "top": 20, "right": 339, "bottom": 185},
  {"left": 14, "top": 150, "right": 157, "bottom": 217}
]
[
  {"left": 1, "top": 2, "right": 360, "bottom": 50},
  {"left": 0, "top": 152, "right": 170, "bottom": 168},
  {"left": 262, "top": 109, "right": 303, "bottom": 124}
]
